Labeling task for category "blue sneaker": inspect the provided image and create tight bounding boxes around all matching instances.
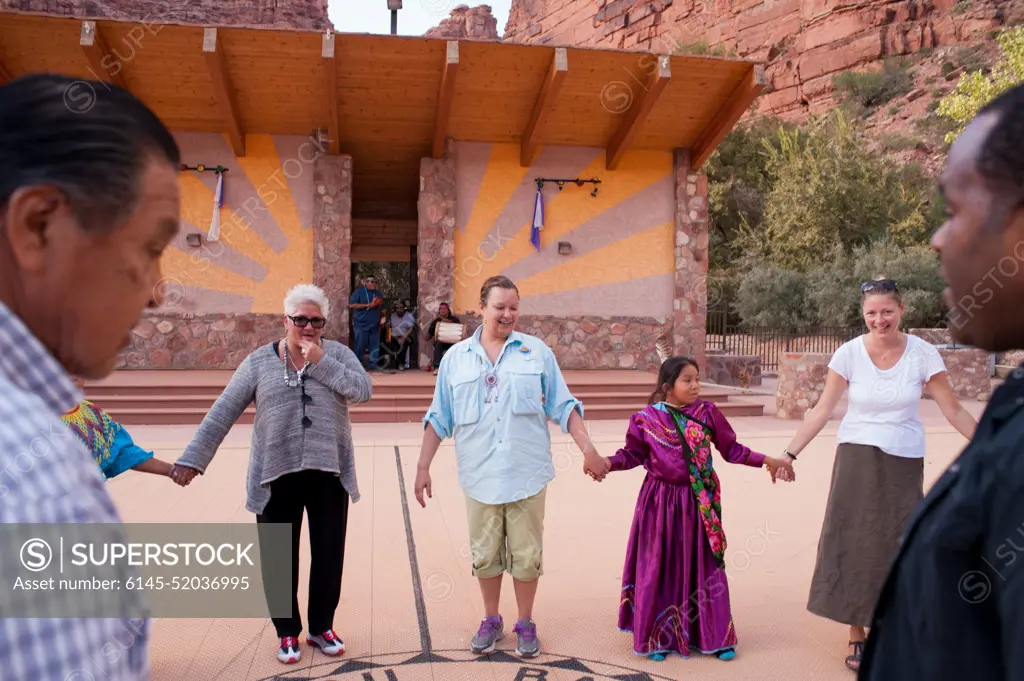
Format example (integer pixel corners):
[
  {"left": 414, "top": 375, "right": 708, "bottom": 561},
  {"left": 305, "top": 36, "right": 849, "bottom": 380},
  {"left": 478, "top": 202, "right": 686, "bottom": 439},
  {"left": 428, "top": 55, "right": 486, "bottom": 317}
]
[{"left": 470, "top": 615, "right": 504, "bottom": 654}]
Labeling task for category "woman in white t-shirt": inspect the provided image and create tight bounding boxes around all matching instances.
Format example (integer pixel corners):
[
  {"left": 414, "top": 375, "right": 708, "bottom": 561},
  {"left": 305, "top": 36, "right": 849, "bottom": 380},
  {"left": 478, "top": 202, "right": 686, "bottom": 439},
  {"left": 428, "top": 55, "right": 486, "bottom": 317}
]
[{"left": 780, "top": 278, "right": 977, "bottom": 672}]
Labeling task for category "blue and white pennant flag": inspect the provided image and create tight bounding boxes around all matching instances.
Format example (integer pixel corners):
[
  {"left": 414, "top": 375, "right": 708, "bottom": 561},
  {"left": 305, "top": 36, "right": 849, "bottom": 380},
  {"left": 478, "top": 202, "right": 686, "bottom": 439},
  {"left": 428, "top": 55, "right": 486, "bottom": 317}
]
[
  {"left": 530, "top": 185, "right": 544, "bottom": 252},
  {"left": 207, "top": 171, "right": 224, "bottom": 242}
]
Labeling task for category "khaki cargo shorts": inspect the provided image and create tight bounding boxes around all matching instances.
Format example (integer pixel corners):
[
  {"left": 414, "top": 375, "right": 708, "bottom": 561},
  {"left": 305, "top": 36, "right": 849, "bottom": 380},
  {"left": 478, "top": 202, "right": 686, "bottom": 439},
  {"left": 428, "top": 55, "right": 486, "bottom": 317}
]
[{"left": 464, "top": 487, "right": 546, "bottom": 581}]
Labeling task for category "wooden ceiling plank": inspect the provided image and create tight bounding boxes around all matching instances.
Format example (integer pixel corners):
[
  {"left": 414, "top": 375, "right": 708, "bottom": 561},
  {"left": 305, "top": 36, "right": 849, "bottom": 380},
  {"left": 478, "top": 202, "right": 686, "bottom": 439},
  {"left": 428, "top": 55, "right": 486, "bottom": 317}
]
[
  {"left": 432, "top": 41, "right": 459, "bottom": 159},
  {"left": 605, "top": 54, "right": 671, "bottom": 170},
  {"left": 520, "top": 47, "right": 568, "bottom": 167},
  {"left": 690, "top": 64, "right": 767, "bottom": 170},
  {"left": 322, "top": 32, "right": 340, "bottom": 155},
  {"left": 79, "top": 21, "right": 130, "bottom": 90},
  {"left": 202, "top": 27, "right": 246, "bottom": 157}
]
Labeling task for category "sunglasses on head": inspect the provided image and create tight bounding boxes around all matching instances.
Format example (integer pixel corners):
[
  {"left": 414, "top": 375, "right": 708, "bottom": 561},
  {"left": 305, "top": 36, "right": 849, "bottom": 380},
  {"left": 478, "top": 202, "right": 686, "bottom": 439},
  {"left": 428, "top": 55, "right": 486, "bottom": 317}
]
[
  {"left": 289, "top": 315, "right": 326, "bottom": 329},
  {"left": 861, "top": 279, "right": 899, "bottom": 294}
]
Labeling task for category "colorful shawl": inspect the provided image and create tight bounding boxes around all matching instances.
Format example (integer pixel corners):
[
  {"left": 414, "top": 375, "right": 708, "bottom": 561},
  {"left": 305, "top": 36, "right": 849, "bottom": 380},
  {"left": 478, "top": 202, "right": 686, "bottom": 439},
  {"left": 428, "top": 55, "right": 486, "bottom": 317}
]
[
  {"left": 663, "top": 403, "right": 727, "bottom": 568},
  {"left": 60, "top": 400, "right": 154, "bottom": 479}
]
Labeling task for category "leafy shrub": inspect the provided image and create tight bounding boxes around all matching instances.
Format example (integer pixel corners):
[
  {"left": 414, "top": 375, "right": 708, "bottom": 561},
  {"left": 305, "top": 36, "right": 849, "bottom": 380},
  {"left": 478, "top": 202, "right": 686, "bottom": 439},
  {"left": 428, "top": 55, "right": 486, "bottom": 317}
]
[
  {"left": 938, "top": 26, "right": 1024, "bottom": 143},
  {"left": 832, "top": 58, "right": 915, "bottom": 109}
]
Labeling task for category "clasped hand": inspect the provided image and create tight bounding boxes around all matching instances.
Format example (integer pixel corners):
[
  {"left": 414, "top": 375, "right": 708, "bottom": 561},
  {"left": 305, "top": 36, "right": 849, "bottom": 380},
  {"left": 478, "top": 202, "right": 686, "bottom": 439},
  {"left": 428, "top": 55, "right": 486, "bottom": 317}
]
[
  {"left": 765, "top": 456, "right": 796, "bottom": 484},
  {"left": 168, "top": 464, "right": 198, "bottom": 486}
]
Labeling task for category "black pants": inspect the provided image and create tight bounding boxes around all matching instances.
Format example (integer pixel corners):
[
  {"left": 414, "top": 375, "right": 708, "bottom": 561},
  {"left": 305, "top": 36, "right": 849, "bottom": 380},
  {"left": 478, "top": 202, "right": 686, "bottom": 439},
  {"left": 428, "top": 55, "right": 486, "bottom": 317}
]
[
  {"left": 433, "top": 341, "right": 454, "bottom": 369},
  {"left": 255, "top": 469, "right": 350, "bottom": 638}
]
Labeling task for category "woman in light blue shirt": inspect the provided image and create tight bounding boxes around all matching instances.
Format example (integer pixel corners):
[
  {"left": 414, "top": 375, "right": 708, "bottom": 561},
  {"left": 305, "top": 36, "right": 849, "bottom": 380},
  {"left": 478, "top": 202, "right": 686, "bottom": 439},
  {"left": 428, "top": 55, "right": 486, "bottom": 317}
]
[{"left": 414, "top": 275, "right": 608, "bottom": 659}]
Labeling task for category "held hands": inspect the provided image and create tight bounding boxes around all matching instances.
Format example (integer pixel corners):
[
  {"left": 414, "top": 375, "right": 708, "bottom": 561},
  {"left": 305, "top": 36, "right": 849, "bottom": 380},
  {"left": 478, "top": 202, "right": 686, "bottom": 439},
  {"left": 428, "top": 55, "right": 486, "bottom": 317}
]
[
  {"left": 583, "top": 448, "right": 611, "bottom": 482},
  {"left": 764, "top": 456, "right": 796, "bottom": 484},
  {"left": 169, "top": 464, "right": 199, "bottom": 487}
]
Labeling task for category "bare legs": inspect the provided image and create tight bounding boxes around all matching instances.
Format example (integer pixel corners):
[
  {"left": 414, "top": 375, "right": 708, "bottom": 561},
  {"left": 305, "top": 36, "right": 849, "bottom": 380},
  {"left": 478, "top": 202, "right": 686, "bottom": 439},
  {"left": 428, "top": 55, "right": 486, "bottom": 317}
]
[{"left": 477, "top": 575, "right": 539, "bottom": 622}]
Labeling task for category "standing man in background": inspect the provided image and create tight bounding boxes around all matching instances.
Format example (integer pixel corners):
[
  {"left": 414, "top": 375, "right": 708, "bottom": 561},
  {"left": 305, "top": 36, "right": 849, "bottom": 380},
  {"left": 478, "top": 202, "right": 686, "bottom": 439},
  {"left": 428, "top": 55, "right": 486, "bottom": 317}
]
[{"left": 349, "top": 275, "right": 382, "bottom": 371}]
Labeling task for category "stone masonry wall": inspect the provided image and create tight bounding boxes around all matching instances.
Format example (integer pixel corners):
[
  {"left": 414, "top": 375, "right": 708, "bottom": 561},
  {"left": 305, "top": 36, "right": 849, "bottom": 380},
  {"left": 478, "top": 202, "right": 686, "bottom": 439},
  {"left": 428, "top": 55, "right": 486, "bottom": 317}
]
[
  {"left": 1, "top": 0, "right": 332, "bottom": 29},
  {"left": 313, "top": 154, "right": 354, "bottom": 344},
  {"left": 776, "top": 352, "right": 831, "bottom": 420},
  {"left": 417, "top": 140, "right": 457, "bottom": 370},
  {"left": 925, "top": 348, "right": 992, "bottom": 401},
  {"left": 455, "top": 314, "right": 672, "bottom": 371},
  {"left": 117, "top": 314, "right": 283, "bottom": 370},
  {"left": 673, "top": 148, "right": 708, "bottom": 370}
]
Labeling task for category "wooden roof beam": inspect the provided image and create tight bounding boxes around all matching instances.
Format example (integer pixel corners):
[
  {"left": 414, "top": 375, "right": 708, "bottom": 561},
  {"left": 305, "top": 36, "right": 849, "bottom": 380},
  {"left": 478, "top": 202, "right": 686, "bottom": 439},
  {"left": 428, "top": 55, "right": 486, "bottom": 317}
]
[
  {"left": 691, "top": 64, "right": 767, "bottom": 170},
  {"left": 79, "top": 21, "right": 129, "bottom": 90},
  {"left": 606, "top": 55, "right": 671, "bottom": 171},
  {"left": 432, "top": 41, "right": 459, "bottom": 159},
  {"left": 322, "top": 32, "right": 340, "bottom": 155},
  {"left": 520, "top": 47, "right": 568, "bottom": 167},
  {"left": 202, "top": 28, "right": 245, "bottom": 157}
]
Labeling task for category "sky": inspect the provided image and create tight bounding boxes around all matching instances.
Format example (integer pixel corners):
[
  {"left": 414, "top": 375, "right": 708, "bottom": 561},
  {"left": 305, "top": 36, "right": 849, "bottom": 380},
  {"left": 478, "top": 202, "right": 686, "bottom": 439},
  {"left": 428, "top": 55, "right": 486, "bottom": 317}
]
[{"left": 327, "top": 1, "right": 512, "bottom": 36}]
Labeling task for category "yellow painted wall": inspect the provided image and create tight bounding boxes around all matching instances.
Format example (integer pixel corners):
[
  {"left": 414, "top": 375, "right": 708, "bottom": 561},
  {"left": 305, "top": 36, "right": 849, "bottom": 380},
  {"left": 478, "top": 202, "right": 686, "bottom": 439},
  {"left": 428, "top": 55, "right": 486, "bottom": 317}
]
[
  {"left": 452, "top": 142, "right": 676, "bottom": 317},
  {"left": 160, "top": 132, "right": 316, "bottom": 315}
]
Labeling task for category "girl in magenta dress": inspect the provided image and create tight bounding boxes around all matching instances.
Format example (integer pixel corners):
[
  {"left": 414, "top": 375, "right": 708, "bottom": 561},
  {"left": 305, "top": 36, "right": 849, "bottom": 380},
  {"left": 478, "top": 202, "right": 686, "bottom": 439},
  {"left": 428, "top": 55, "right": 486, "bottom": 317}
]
[{"left": 603, "top": 356, "right": 793, "bottom": 661}]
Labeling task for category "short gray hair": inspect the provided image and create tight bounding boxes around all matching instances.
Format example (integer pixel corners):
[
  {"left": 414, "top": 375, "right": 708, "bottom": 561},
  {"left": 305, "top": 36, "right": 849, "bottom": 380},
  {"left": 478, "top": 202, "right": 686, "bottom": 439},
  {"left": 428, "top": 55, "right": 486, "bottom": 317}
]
[{"left": 283, "top": 284, "right": 330, "bottom": 319}]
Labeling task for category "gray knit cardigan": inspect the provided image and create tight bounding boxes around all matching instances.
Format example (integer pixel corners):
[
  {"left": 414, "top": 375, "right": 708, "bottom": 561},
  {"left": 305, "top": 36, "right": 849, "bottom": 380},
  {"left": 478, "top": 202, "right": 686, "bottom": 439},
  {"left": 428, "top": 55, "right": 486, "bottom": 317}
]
[{"left": 175, "top": 340, "right": 372, "bottom": 514}]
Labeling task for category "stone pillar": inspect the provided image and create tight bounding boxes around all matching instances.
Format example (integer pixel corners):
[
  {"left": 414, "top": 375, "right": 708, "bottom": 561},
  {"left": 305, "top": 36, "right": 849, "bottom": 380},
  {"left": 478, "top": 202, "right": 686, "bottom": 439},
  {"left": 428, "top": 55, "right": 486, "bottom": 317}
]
[
  {"left": 777, "top": 352, "right": 831, "bottom": 420},
  {"left": 928, "top": 348, "right": 991, "bottom": 401},
  {"left": 417, "top": 139, "right": 457, "bottom": 369},
  {"left": 673, "top": 149, "right": 709, "bottom": 369},
  {"left": 313, "top": 154, "right": 353, "bottom": 344}
]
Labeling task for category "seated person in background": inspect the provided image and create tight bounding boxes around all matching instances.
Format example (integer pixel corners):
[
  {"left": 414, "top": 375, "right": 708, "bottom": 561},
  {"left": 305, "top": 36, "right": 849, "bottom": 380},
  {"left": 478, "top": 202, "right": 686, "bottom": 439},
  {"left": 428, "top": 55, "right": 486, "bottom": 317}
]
[
  {"left": 63, "top": 378, "right": 179, "bottom": 480},
  {"left": 389, "top": 300, "right": 416, "bottom": 371},
  {"left": 427, "top": 302, "right": 461, "bottom": 374}
]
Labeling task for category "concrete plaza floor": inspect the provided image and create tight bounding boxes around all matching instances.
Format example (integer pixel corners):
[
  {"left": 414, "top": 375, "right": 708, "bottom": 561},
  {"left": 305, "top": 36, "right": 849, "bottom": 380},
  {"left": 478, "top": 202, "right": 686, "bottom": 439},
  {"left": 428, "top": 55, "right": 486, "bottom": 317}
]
[{"left": 105, "top": 391, "right": 987, "bottom": 681}]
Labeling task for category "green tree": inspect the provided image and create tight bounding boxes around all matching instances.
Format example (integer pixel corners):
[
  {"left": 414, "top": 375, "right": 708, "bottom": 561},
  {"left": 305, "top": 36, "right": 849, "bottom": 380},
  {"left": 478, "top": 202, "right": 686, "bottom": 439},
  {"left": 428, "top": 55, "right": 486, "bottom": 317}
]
[
  {"left": 938, "top": 26, "right": 1024, "bottom": 143},
  {"left": 732, "top": 262, "right": 816, "bottom": 328},
  {"left": 743, "top": 111, "right": 940, "bottom": 270},
  {"left": 805, "top": 240, "right": 945, "bottom": 328}
]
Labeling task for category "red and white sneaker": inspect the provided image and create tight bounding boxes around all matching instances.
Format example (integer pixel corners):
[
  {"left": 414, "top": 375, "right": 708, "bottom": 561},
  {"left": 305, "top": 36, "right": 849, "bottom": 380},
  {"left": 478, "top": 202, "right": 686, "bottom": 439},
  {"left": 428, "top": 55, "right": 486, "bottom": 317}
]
[
  {"left": 308, "top": 629, "right": 345, "bottom": 656},
  {"left": 277, "top": 636, "right": 301, "bottom": 664}
]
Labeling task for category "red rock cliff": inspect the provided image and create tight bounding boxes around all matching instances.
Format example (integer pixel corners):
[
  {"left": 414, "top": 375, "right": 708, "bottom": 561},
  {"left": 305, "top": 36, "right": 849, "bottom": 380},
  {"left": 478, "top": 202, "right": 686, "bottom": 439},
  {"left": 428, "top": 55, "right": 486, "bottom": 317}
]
[
  {"left": 504, "top": 0, "right": 1024, "bottom": 119},
  {"left": 0, "top": 0, "right": 332, "bottom": 30},
  {"left": 425, "top": 4, "right": 499, "bottom": 40}
]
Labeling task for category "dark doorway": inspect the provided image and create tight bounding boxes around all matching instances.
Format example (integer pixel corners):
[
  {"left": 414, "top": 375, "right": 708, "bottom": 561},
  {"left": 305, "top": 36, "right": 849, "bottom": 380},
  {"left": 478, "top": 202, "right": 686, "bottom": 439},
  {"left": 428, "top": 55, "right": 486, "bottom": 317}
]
[{"left": 349, "top": 254, "right": 419, "bottom": 369}]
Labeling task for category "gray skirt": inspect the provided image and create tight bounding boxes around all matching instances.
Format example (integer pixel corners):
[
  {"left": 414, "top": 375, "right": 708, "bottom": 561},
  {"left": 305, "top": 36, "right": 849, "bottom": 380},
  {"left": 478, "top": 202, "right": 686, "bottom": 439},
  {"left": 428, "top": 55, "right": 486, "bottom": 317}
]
[{"left": 807, "top": 442, "right": 924, "bottom": 628}]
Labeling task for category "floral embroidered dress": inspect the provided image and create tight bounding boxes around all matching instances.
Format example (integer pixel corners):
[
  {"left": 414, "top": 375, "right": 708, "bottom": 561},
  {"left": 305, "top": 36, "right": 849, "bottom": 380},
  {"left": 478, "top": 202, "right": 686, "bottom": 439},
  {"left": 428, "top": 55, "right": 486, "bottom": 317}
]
[
  {"left": 60, "top": 400, "right": 154, "bottom": 479},
  {"left": 609, "top": 399, "right": 766, "bottom": 658}
]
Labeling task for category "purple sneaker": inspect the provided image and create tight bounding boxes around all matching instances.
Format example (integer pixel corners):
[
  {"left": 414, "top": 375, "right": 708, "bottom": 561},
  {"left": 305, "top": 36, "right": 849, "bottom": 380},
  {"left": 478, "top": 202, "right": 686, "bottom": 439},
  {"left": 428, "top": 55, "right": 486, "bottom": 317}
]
[
  {"left": 514, "top": 619, "right": 540, "bottom": 658},
  {"left": 470, "top": 615, "right": 504, "bottom": 654}
]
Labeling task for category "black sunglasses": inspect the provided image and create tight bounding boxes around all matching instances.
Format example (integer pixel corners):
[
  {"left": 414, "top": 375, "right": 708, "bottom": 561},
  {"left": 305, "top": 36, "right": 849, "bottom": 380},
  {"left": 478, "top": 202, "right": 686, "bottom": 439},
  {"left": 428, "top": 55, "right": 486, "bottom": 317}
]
[
  {"left": 860, "top": 279, "right": 898, "bottom": 294},
  {"left": 289, "top": 315, "right": 326, "bottom": 329}
]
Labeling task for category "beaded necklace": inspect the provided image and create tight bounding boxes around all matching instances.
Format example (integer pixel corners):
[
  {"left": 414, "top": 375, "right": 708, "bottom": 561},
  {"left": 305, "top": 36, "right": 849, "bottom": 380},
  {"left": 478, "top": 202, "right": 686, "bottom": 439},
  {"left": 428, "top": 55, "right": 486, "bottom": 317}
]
[{"left": 280, "top": 338, "right": 312, "bottom": 388}]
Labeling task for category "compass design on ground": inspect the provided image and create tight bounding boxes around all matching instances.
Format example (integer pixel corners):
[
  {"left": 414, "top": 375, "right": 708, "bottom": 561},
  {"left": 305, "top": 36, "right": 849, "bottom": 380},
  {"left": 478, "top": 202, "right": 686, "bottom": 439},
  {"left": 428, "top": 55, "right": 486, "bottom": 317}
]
[{"left": 256, "top": 648, "right": 679, "bottom": 681}]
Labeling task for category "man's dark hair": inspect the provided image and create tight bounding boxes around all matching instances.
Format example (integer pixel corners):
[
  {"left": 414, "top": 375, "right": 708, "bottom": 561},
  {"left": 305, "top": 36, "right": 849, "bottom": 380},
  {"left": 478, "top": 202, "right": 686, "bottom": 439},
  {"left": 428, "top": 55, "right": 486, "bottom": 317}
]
[
  {"left": 977, "top": 82, "right": 1024, "bottom": 207},
  {"left": 0, "top": 73, "right": 180, "bottom": 233}
]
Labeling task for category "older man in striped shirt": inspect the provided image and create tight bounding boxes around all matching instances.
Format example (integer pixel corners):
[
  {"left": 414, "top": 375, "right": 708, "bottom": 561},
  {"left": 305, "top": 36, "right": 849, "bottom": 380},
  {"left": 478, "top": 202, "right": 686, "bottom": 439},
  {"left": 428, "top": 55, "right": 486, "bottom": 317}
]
[{"left": 0, "top": 74, "right": 182, "bottom": 680}]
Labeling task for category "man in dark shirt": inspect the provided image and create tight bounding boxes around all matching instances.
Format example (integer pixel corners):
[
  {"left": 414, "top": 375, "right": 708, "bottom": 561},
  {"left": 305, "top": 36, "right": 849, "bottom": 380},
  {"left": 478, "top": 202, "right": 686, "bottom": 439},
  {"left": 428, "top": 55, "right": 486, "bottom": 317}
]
[
  {"left": 859, "top": 83, "right": 1024, "bottom": 680},
  {"left": 349, "top": 275, "right": 383, "bottom": 371}
]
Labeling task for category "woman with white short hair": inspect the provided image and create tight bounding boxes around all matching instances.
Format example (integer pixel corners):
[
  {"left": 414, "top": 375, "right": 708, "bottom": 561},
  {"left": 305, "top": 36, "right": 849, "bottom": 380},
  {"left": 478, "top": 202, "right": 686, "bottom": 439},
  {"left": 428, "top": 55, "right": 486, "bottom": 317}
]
[{"left": 173, "top": 283, "right": 372, "bottom": 665}]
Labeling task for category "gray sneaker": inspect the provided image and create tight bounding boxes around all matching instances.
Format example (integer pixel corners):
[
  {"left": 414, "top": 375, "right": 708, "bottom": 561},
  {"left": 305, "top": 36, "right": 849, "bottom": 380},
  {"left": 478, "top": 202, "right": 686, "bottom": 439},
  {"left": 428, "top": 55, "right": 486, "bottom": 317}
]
[
  {"left": 514, "top": 619, "right": 540, "bottom": 658},
  {"left": 470, "top": 615, "right": 504, "bottom": 654}
]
